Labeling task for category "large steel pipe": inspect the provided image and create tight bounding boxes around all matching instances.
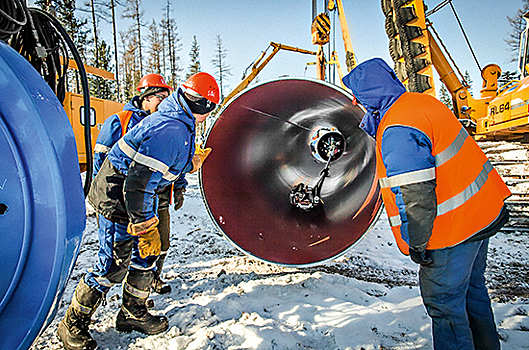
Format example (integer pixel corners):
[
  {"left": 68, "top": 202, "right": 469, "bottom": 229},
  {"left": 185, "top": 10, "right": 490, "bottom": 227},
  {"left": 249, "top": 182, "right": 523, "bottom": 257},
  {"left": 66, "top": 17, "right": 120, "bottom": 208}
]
[
  {"left": 0, "top": 41, "right": 85, "bottom": 349},
  {"left": 201, "top": 78, "right": 382, "bottom": 266}
]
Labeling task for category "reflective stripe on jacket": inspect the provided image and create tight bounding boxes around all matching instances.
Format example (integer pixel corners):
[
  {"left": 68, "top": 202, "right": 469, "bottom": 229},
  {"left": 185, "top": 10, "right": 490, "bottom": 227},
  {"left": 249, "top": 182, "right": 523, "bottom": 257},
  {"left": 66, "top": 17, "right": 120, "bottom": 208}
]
[
  {"left": 105, "top": 88, "right": 195, "bottom": 223},
  {"left": 93, "top": 97, "right": 147, "bottom": 177},
  {"left": 376, "top": 92, "right": 511, "bottom": 254},
  {"left": 93, "top": 97, "right": 187, "bottom": 189}
]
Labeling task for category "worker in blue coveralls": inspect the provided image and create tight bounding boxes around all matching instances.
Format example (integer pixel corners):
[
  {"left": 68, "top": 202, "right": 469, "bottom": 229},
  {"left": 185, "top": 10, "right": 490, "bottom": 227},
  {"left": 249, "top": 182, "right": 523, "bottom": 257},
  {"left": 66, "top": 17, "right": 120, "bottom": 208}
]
[
  {"left": 92, "top": 73, "right": 184, "bottom": 296},
  {"left": 58, "top": 72, "right": 219, "bottom": 350}
]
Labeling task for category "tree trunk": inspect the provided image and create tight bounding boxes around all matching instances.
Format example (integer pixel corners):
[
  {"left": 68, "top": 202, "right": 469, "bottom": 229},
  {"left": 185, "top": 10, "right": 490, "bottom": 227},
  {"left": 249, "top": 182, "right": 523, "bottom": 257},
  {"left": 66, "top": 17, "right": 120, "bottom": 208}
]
[
  {"left": 111, "top": 0, "right": 120, "bottom": 101},
  {"left": 135, "top": 0, "right": 143, "bottom": 75}
]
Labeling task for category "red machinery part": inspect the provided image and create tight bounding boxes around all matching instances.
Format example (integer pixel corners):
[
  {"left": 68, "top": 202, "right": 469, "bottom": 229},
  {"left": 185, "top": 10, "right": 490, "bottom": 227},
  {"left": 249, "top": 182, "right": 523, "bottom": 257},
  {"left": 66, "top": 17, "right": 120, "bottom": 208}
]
[{"left": 201, "top": 77, "right": 382, "bottom": 266}]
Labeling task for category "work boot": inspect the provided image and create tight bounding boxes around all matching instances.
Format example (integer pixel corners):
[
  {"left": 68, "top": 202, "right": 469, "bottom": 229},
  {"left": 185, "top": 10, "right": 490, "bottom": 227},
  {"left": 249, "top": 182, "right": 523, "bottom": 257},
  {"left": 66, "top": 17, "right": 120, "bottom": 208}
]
[
  {"left": 116, "top": 270, "right": 169, "bottom": 335},
  {"left": 151, "top": 270, "right": 171, "bottom": 294},
  {"left": 57, "top": 278, "right": 103, "bottom": 350}
]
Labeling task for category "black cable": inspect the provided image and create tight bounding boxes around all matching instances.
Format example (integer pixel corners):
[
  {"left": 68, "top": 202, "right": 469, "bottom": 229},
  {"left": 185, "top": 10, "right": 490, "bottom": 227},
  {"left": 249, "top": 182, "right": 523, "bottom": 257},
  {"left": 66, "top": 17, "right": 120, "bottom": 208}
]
[
  {"left": 10, "top": 9, "right": 68, "bottom": 101},
  {"left": 0, "top": 0, "right": 27, "bottom": 42},
  {"left": 2, "top": 3, "right": 93, "bottom": 196},
  {"left": 29, "top": 8, "right": 93, "bottom": 196},
  {"left": 425, "top": 0, "right": 451, "bottom": 17},
  {"left": 448, "top": 1, "right": 481, "bottom": 71}
]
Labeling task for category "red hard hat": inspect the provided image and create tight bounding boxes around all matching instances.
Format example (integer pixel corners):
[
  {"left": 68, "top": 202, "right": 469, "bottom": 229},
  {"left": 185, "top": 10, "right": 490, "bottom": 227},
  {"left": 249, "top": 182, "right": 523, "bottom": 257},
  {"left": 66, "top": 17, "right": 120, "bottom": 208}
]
[
  {"left": 183, "top": 72, "right": 220, "bottom": 104},
  {"left": 137, "top": 73, "right": 173, "bottom": 91}
]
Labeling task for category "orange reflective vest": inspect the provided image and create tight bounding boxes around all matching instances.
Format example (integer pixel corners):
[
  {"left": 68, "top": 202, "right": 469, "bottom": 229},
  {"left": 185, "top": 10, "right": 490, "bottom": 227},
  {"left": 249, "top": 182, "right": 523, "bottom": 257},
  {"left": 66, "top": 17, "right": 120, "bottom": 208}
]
[
  {"left": 117, "top": 110, "right": 134, "bottom": 137},
  {"left": 376, "top": 93, "right": 511, "bottom": 254}
]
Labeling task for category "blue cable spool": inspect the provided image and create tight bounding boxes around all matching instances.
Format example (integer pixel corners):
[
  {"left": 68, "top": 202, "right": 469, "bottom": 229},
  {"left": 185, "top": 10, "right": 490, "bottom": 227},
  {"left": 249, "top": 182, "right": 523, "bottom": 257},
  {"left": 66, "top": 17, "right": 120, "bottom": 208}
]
[{"left": 0, "top": 41, "right": 86, "bottom": 349}]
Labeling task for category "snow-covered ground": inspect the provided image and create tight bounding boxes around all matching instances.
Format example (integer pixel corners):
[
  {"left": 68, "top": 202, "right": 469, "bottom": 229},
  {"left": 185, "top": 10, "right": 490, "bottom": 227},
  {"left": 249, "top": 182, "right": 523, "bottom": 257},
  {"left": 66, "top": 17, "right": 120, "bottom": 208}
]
[{"left": 31, "top": 171, "right": 529, "bottom": 350}]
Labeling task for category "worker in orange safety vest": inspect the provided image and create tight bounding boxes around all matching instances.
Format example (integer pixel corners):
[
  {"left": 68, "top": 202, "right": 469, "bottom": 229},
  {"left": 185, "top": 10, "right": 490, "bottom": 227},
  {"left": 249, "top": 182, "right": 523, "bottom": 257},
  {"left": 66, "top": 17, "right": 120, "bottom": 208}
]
[{"left": 343, "top": 58, "right": 511, "bottom": 350}]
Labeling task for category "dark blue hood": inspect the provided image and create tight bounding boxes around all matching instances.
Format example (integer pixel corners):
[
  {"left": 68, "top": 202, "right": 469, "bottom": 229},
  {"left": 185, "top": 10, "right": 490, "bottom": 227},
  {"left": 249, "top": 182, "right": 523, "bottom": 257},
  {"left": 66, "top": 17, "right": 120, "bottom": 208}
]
[
  {"left": 124, "top": 96, "right": 149, "bottom": 117},
  {"left": 342, "top": 58, "right": 406, "bottom": 138}
]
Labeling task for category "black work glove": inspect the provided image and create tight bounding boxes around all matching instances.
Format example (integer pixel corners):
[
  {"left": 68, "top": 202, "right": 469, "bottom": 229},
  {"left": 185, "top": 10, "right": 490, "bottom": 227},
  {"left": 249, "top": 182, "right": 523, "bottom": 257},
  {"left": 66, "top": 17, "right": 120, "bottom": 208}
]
[
  {"left": 173, "top": 187, "right": 185, "bottom": 211},
  {"left": 409, "top": 247, "right": 433, "bottom": 266}
]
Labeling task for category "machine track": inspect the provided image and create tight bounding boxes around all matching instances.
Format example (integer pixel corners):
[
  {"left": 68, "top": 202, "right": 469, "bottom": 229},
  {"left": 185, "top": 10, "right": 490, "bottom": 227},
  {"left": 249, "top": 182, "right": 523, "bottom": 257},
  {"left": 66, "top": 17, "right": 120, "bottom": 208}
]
[{"left": 480, "top": 141, "right": 529, "bottom": 231}]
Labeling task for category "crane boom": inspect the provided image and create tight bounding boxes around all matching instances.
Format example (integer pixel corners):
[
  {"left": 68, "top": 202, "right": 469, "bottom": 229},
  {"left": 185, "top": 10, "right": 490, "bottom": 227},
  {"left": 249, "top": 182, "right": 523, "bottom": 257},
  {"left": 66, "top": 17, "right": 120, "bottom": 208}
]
[
  {"left": 222, "top": 42, "right": 317, "bottom": 106},
  {"left": 333, "top": 0, "right": 356, "bottom": 71}
]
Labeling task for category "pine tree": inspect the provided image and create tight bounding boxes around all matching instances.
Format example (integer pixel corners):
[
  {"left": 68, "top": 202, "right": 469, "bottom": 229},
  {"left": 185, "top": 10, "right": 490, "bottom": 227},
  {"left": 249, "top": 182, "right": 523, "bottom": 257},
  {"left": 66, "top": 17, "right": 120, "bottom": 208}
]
[
  {"left": 86, "top": 0, "right": 100, "bottom": 68},
  {"left": 120, "top": 30, "right": 140, "bottom": 100},
  {"left": 122, "top": 0, "right": 145, "bottom": 76},
  {"left": 438, "top": 82, "right": 453, "bottom": 111},
  {"left": 506, "top": 0, "right": 529, "bottom": 63},
  {"left": 462, "top": 70, "right": 473, "bottom": 96},
  {"left": 211, "top": 35, "right": 232, "bottom": 102},
  {"left": 160, "top": 1, "right": 182, "bottom": 88},
  {"left": 147, "top": 19, "right": 163, "bottom": 74},
  {"left": 498, "top": 70, "right": 521, "bottom": 89},
  {"left": 54, "top": 0, "right": 89, "bottom": 60},
  {"left": 80, "top": 0, "right": 122, "bottom": 100},
  {"left": 110, "top": 0, "right": 121, "bottom": 101},
  {"left": 90, "top": 40, "right": 115, "bottom": 99},
  {"left": 167, "top": 18, "right": 182, "bottom": 87},
  {"left": 83, "top": 0, "right": 103, "bottom": 96},
  {"left": 160, "top": 19, "right": 167, "bottom": 80},
  {"left": 35, "top": 0, "right": 57, "bottom": 13},
  {"left": 187, "top": 35, "right": 201, "bottom": 79},
  {"left": 186, "top": 35, "right": 202, "bottom": 138}
]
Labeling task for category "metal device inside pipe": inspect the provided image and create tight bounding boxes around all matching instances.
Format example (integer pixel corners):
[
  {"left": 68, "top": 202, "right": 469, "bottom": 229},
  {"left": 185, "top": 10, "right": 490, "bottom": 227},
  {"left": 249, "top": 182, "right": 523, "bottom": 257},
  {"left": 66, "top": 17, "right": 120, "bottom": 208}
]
[{"left": 200, "top": 77, "right": 382, "bottom": 266}]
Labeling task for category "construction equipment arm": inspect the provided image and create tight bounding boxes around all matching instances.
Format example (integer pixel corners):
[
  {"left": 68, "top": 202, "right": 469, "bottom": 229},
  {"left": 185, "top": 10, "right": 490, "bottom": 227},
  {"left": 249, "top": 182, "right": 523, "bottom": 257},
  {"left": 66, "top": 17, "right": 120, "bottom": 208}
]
[
  {"left": 223, "top": 42, "right": 317, "bottom": 106},
  {"left": 334, "top": 0, "right": 356, "bottom": 71}
]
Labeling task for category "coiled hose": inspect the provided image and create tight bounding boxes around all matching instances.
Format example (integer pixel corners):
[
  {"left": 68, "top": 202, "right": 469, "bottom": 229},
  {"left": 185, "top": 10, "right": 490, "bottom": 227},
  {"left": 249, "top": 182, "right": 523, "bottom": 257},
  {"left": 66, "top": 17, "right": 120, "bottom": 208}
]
[{"left": 0, "top": 2, "right": 93, "bottom": 195}]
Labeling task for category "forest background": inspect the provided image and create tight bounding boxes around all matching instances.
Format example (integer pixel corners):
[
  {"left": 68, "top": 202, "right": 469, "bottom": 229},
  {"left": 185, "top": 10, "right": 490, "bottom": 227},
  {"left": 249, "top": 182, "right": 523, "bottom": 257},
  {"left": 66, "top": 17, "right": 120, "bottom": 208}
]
[{"left": 28, "top": 0, "right": 529, "bottom": 108}]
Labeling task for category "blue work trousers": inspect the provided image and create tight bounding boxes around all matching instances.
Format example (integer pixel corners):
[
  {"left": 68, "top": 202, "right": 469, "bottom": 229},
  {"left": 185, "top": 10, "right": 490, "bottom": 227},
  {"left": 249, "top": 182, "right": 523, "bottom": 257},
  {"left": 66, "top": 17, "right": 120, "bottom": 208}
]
[
  {"left": 419, "top": 238, "right": 500, "bottom": 350},
  {"left": 84, "top": 214, "right": 158, "bottom": 293}
]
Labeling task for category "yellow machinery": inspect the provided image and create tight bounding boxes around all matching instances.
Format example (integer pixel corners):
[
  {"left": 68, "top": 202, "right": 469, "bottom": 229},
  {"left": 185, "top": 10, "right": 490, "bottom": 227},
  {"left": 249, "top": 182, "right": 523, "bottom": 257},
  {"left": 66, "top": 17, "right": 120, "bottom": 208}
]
[
  {"left": 383, "top": 0, "right": 529, "bottom": 141},
  {"left": 63, "top": 91, "right": 123, "bottom": 172},
  {"left": 326, "top": 0, "right": 356, "bottom": 72},
  {"left": 309, "top": 0, "right": 356, "bottom": 87},
  {"left": 222, "top": 0, "right": 354, "bottom": 107},
  {"left": 63, "top": 59, "right": 124, "bottom": 171},
  {"left": 222, "top": 42, "right": 318, "bottom": 106}
]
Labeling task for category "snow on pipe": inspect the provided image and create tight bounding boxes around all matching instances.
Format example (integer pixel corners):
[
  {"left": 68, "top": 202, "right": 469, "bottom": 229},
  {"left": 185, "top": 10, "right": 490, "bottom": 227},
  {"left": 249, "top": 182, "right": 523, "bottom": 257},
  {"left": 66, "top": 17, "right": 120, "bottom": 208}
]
[
  {"left": 0, "top": 41, "right": 86, "bottom": 349},
  {"left": 200, "top": 77, "right": 383, "bottom": 267}
]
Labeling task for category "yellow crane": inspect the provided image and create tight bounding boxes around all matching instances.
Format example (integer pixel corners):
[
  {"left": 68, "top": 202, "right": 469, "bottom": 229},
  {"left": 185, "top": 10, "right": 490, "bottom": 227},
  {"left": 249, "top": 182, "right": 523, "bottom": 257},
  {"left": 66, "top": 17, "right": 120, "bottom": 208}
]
[
  {"left": 221, "top": 0, "right": 357, "bottom": 107},
  {"left": 222, "top": 42, "right": 318, "bottom": 106}
]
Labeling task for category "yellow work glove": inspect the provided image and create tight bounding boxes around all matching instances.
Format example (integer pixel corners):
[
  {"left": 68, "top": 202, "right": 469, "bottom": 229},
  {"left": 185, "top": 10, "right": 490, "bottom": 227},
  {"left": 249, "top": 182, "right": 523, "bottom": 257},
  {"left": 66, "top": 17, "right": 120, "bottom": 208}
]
[
  {"left": 127, "top": 216, "right": 161, "bottom": 259},
  {"left": 190, "top": 143, "right": 212, "bottom": 173}
]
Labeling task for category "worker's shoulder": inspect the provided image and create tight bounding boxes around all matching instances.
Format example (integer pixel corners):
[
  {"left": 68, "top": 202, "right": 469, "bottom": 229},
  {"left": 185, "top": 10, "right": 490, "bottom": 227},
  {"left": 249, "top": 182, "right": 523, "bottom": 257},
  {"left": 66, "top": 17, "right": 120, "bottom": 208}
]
[
  {"left": 142, "top": 114, "right": 192, "bottom": 138},
  {"left": 159, "top": 115, "right": 191, "bottom": 132},
  {"left": 390, "top": 92, "right": 450, "bottom": 116},
  {"left": 395, "top": 91, "right": 439, "bottom": 105},
  {"left": 97, "top": 113, "right": 123, "bottom": 135},
  {"left": 102, "top": 111, "right": 122, "bottom": 124}
]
